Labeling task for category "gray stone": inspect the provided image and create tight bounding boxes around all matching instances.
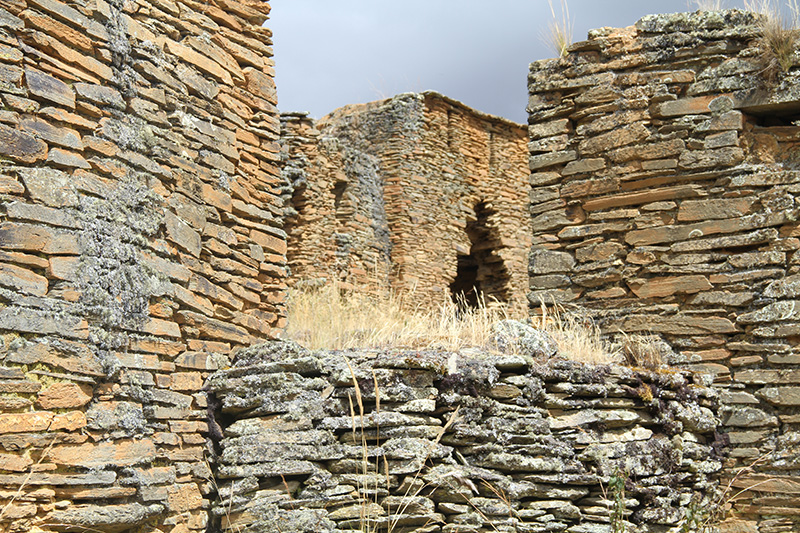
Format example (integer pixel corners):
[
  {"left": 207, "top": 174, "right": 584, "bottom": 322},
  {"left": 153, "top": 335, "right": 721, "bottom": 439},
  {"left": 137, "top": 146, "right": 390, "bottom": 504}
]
[
  {"left": 25, "top": 67, "right": 75, "bottom": 109},
  {"left": 491, "top": 320, "right": 558, "bottom": 359},
  {"left": 74, "top": 83, "right": 126, "bottom": 109},
  {"left": 529, "top": 249, "right": 575, "bottom": 274},
  {"left": 0, "top": 124, "right": 48, "bottom": 164},
  {"left": 48, "top": 503, "right": 163, "bottom": 532}
]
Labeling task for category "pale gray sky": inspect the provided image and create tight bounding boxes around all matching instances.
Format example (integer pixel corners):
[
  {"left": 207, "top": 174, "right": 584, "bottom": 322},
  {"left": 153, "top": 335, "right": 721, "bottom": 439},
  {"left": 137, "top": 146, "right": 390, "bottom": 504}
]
[{"left": 270, "top": 1, "right": 750, "bottom": 123}]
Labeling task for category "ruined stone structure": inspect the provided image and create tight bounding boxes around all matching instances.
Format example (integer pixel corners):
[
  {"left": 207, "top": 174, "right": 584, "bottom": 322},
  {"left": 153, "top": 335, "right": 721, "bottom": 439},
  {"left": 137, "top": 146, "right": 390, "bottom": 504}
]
[
  {"left": 527, "top": 10, "right": 800, "bottom": 532},
  {"left": 0, "top": 0, "right": 284, "bottom": 531},
  {"left": 282, "top": 92, "right": 532, "bottom": 310},
  {"left": 1, "top": 1, "right": 800, "bottom": 532},
  {"left": 210, "top": 341, "right": 723, "bottom": 533}
]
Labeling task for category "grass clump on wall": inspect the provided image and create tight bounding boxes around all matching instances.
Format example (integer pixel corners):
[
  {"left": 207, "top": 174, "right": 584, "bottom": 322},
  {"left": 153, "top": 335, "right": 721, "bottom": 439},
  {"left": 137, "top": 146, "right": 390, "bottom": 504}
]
[{"left": 285, "top": 283, "right": 622, "bottom": 365}]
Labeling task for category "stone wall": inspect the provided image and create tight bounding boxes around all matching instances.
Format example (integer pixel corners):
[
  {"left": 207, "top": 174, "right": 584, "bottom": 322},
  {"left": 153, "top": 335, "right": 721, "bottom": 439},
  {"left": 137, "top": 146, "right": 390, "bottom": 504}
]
[
  {"left": 283, "top": 92, "right": 531, "bottom": 311},
  {"left": 526, "top": 10, "right": 800, "bottom": 531},
  {"left": 210, "top": 341, "right": 724, "bottom": 533},
  {"left": 0, "top": 0, "right": 284, "bottom": 531},
  {"left": 281, "top": 111, "right": 391, "bottom": 292}
]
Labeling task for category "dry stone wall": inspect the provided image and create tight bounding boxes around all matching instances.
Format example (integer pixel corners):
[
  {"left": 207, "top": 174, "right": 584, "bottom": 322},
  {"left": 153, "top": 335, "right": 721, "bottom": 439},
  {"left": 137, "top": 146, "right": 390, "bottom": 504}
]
[
  {"left": 283, "top": 92, "right": 531, "bottom": 311},
  {"left": 0, "top": 0, "right": 284, "bottom": 531},
  {"left": 281, "top": 111, "right": 391, "bottom": 292},
  {"left": 527, "top": 10, "right": 800, "bottom": 532},
  {"left": 210, "top": 341, "right": 724, "bottom": 533}
]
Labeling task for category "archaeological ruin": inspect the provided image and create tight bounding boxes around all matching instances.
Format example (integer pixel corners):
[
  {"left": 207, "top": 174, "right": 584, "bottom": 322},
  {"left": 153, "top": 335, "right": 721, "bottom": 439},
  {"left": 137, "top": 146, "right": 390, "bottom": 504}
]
[
  {"left": 527, "top": 10, "right": 800, "bottom": 532},
  {"left": 0, "top": 1, "right": 797, "bottom": 533},
  {"left": 281, "top": 92, "right": 531, "bottom": 311}
]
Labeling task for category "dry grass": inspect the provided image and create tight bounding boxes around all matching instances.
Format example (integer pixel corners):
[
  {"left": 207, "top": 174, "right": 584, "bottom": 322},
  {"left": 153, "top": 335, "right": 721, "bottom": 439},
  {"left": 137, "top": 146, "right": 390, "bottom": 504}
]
[
  {"left": 531, "top": 302, "right": 616, "bottom": 365},
  {"left": 286, "top": 283, "right": 510, "bottom": 352},
  {"left": 544, "top": 0, "right": 574, "bottom": 58},
  {"left": 746, "top": 0, "right": 800, "bottom": 79},
  {"left": 691, "top": 0, "right": 727, "bottom": 10},
  {"left": 286, "top": 283, "right": 622, "bottom": 365}
]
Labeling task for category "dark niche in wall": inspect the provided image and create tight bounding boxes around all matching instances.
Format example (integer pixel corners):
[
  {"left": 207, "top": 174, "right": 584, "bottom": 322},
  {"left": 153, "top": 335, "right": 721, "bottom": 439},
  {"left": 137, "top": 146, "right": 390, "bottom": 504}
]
[{"left": 450, "top": 201, "right": 511, "bottom": 308}]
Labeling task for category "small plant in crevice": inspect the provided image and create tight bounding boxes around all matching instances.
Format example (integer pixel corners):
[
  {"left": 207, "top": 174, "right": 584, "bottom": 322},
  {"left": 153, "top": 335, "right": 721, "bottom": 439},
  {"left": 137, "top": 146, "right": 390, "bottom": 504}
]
[
  {"left": 600, "top": 466, "right": 629, "bottom": 533},
  {"left": 746, "top": 0, "right": 800, "bottom": 81},
  {"left": 544, "top": 0, "right": 574, "bottom": 58}
]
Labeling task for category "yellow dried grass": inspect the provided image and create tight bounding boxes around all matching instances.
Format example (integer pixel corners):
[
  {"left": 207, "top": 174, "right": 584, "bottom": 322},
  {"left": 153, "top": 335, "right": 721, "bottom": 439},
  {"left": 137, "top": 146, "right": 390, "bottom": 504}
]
[
  {"left": 746, "top": 0, "right": 800, "bottom": 79},
  {"left": 286, "top": 283, "right": 621, "bottom": 365}
]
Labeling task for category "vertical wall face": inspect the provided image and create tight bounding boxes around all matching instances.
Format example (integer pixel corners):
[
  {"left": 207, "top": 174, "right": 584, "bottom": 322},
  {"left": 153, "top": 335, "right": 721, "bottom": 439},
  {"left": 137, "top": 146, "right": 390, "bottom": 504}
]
[
  {"left": 402, "top": 94, "right": 531, "bottom": 311},
  {"left": 0, "top": 1, "right": 283, "bottom": 531},
  {"left": 210, "top": 344, "right": 723, "bottom": 533},
  {"left": 284, "top": 92, "right": 531, "bottom": 311},
  {"left": 281, "top": 112, "right": 391, "bottom": 291},
  {"left": 527, "top": 11, "right": 799, "bottom": 531}
]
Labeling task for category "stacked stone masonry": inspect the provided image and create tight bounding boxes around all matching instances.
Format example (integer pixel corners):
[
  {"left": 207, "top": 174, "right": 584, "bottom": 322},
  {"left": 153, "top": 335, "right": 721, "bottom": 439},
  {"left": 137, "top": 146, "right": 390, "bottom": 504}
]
[
  {"left": 527, "top": 10, "right": 800, "bottom": 532},
  {"left": 281, "top": 111, "right": 391, "bottom": 293},
  {"left": 209, "top": 341, "right": 724, "bottom": 533},
  {"left": 282, "top": 92, "right": 532, "bottom": 311},
  {"left": 0, "top": 0, "right": 284, "bottom": 531}
]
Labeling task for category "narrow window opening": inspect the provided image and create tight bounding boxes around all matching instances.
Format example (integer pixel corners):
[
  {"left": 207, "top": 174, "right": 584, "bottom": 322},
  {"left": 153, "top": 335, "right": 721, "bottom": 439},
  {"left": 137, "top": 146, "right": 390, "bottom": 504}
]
[
  {"left": 333, "top": 181, "right": 348, "bottom": 222},
  {"left": 446, "top": 109, "right": 454, "bottom": 149},
  {"left": 285, "top": 183, "right": 307, "bottom": 266},
  {"left": 488, "top": 132, "right": 496, "bottom": 170}
]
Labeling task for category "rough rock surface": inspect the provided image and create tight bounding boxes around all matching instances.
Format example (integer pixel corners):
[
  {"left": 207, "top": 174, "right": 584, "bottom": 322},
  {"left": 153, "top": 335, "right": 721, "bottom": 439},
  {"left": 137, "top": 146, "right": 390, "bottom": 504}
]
[
  {"left": 527, "top": 10, "right": 800, "bottom": 531},
  {"left": 208, "top": 340, "right": 724, "bottom": 533},
  {"left": 0, "top": 0, "right": 282, "bottom": 531}
]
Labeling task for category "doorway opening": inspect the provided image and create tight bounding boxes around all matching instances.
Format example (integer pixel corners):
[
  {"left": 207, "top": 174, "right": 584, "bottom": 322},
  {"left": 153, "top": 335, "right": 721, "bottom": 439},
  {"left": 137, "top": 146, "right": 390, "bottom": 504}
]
[{"left": 449, "top": 202, "right": 511, "bottom": 309}]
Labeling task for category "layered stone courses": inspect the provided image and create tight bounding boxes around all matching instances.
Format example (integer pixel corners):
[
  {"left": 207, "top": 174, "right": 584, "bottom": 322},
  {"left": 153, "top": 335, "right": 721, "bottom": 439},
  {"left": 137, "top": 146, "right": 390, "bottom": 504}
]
[
  {"left": 282, "top": 92, "right": 532, "bottom": 310},
  {"left": 527, "top": 10, "right": 800, "bottom": 531},
  {"left": 209, "top": 342, "right": 723, "bottom": 533},
  {"left": 0, "top": 0, "right": 283, "bottom": 531}
]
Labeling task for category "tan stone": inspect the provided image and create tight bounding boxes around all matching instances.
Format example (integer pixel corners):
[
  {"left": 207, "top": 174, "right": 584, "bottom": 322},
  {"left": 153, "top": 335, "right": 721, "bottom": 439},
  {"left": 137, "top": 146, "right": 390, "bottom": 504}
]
[
  {"left": 677, "top": 197, "right": 756, "bottom": 222},
  {"left": 656, "top": 94, "right": 721, "bottom": 117},
  {"left": 37, "top": 382, "right": 93, "bottom": 409},
  {"left": 0, "top": 412, "right": 53, "bottom": 434},
  {"left": 250, "top": 229, "right": 287, "bottom": 255},
  {"left": 50, "top": 440, "right": 156, "bottom": 468},
  {"left": 50, "top": 411, "right": 87, "bottom": 431},
  {"left": 170, "top": 372, "right": 203, "bottom": 391},
  {"left": 0, "top": 453, "right": 33, "bottom": 472},
  {"left": 628, "top": 275, "right": 712, "bottom": 299},
  {"left": 756, "top": 387, "right": 800, "bottom": 406},
  {"left": 716, "top": 519, "right": 758, "bottom": 533},
  {"left": 579, "top": 122, "right": 650, "bottom": 154},
  {"left": 0, "top": 262, "right": 48, "bottom": 296},
  {"left": 609, "top": 315, "right": 737, "bottom": 335},
  {"left": 584, "top": 185, "right": 702, "bottom": 212},
  {"left": 165, "top": 38, "right": 233, "bottom": 85}
]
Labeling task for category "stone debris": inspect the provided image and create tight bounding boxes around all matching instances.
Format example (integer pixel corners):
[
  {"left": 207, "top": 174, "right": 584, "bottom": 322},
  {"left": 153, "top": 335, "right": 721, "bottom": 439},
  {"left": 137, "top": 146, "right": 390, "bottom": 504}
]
[
  {"left": 527, "top": 10, "right": 800, "bottom": 531},
  {"left": 209, "top": 341, "right": 724, "bottom": 533}
]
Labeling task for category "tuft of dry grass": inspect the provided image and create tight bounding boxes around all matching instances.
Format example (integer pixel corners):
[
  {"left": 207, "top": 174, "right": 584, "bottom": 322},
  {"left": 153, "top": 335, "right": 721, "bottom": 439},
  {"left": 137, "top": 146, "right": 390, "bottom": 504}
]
[
  {"left": 691, "top": 0, "right": 727, "bottom": 10},
  {"left": 286, "top": 283, "right": 510, "bottom": 352},
  {"left": 544, "top": 0, "right": 574, "bottom": 58},
  {"left": 746, "top": 0, "right": 800, "bottom": 80},
  {"left": 531, "top": 302, "right": 617, "bottom": 365},
  {"left": 286, "top": 283, "right": 622, "bottom": 365}
]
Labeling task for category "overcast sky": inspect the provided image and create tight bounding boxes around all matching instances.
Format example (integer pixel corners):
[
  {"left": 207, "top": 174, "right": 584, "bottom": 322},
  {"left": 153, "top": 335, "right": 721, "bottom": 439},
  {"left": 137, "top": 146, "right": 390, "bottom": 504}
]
[{"left": 270, "top": 1, "right": 752, "bottom": 123}]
